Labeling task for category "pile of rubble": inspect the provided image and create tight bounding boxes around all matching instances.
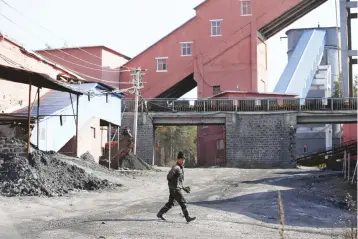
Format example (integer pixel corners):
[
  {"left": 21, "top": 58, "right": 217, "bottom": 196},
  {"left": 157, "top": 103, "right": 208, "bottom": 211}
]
[
  {"left": 121, "top": 152, "right": 154, "bottom": 171},
  {"left": 0, "top": 150, "right": 121, "bottom": 197},
  {"left": 80, "top": 151, "right": 95, "bottom": 162}
]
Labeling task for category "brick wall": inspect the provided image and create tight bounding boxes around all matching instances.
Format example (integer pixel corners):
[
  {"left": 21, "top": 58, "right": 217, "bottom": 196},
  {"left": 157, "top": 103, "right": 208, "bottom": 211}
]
[
  {"left": 123, "top": 112, "right": 297, "bottom": 168},
  {"left": 121, "top": 113, "right": 153, "bottom": 164},
  {"left": 0, "top": 137, "right": 28, "bottom": 162},
  {"left": 226, "top": 113, "right": 297, "bottom": 168}
]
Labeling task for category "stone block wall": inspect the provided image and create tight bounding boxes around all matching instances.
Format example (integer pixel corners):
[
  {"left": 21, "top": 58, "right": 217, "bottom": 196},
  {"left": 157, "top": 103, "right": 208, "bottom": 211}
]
[
  {"left": 0, "top": 138, "right": 28, "bottom": 165},
  {"left": 226, "top": 113, "right": 297, "bottom": 168},
  {"left": 121, "top": 113, "right": 154, "bottom": 164}
]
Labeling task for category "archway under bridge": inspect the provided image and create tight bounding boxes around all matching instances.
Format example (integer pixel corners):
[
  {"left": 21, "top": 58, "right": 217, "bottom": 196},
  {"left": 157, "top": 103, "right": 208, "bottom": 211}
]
[
  {"left": 154, "top": 123, "right": 226, "bottom": 168},
  {"left": 121, "top": 112, "right": 298, "bottom": 169}
]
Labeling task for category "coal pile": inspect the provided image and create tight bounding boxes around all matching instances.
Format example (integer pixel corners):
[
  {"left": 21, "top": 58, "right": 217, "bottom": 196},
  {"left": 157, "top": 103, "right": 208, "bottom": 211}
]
[
  {"left": 119, "top": 152, "right": 153, "bottom": 170},
  {"left": 80, "top": 151, "right": 95, "bottom": 162},
  {"left": 0, "top": 151, "right": 121, "bottom": 197}
]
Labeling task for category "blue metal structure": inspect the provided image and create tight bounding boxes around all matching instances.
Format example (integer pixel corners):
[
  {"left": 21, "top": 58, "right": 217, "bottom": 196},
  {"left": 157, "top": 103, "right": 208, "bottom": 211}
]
[{"left": 274, "top": 29, "right": 326, "bottom": 99}]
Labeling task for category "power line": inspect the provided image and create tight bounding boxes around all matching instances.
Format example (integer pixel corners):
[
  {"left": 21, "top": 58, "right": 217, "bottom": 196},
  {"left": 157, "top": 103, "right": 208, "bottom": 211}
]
[
  {"left": 40, "top": 49, "right": 132, "bottom": 74},
  {"left": 0, "top": 12, "right": 131, "bottom": 73},
  {"left": 0, "top": 39, "right": 134, "bottom": 85},
  {"left": 0, "top": 0, "right": 134, "bottom": 71},
  {"left": 0, "top": 12, "right": 142, "bottom": 86}
]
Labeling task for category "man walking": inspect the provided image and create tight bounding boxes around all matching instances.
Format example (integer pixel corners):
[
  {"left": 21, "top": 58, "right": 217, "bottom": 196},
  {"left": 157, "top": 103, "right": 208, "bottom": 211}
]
[{"left": 156, "top": 151, "right": 196, "bottom": 223}]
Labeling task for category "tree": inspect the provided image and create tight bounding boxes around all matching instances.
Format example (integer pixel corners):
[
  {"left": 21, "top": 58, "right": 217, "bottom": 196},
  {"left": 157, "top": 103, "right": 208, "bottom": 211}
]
[
  {"left": 333, "top": 75, "right": 357, "bottom": 97},
  {"left": 155, "top": 126, "right": 197, "bottom": 167}
]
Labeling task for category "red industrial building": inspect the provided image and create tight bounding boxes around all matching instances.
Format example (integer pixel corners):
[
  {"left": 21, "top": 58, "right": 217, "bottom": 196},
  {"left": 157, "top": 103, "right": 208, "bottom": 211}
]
[
  {"left": 36, "top": 0, "right": 332, "bottom": 166},
  {"left": 118, "top": 0, "right": 320, "bottom": 98},
  {"left": 118, "top": 0, "right": 323, "bottom": 166}
]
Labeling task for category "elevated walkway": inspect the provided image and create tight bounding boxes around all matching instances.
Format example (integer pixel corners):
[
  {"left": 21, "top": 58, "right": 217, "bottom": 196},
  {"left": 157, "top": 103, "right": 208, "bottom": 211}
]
[{"left": 123, "top": 97, "right": 357, "bottom": 125}]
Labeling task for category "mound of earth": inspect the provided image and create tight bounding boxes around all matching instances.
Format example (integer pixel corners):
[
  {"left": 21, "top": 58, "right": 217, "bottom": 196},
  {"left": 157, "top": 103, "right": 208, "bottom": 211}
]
[
  {"left": 80, "top": 151, "right": 95, "bottom": 162},
  {"left": 0, "top": 150, "right": 121, "bottom": 197},
  {"left": 121, "top": 152, "right": 155, "bottom": 171}
]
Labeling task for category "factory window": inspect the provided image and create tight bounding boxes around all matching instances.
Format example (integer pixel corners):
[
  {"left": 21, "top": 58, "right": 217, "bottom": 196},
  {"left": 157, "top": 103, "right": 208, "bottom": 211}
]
[
  {"left": 156, "top": 57, "right": 168, "bottom": 72},
  {"left": 210, "top": 19, "right": 222, "bottom": 37},
  {"left": 181, "top": 42, "right": 192, "bottom": 56},
  {"left": 240, "top": 0, "right": 252, "bottom": 16},
  {"left": 213, "top": 85, "right": 221, "bottom": 95},
  {"left": 91, "top": 127, "right": 96, "bottom": 138}
]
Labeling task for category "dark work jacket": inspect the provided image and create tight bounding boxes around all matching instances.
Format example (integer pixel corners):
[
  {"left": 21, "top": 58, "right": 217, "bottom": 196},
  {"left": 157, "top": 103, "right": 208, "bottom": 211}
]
[{"left": 167, "top": 163, "right": 184, "bottom": 190}]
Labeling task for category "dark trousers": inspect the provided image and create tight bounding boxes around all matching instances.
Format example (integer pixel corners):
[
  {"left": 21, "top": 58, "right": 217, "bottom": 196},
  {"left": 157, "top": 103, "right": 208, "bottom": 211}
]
[{"left": 158, "top": 188, "right": 188, "bottom": 216}]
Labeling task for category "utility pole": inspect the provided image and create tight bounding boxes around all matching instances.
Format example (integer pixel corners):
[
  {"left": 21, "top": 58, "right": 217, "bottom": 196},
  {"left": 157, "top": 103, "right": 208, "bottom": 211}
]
[{"left": 132, "top": 68, "right": 143, "bottom": 155}]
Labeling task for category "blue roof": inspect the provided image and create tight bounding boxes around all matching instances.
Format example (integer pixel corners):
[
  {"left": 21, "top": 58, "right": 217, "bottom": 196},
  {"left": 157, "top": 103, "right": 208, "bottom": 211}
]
[{"left": 14, "top": 83, "right": 124, "bottom": 117}]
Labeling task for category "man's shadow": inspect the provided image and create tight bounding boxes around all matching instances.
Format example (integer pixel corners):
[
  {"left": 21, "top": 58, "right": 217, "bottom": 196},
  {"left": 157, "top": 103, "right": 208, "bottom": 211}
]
[{"left": 82, "top": 218, "right": 175, "bottom": 224}]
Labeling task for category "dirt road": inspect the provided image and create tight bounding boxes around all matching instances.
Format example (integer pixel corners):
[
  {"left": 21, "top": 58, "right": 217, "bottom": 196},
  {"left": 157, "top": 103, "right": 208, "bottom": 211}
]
[{"left": 0, "top": 166, "right": 356, "bottom": 239}]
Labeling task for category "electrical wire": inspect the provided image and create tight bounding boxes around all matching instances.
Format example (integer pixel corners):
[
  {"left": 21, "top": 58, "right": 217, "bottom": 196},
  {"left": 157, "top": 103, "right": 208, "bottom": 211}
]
[
  {"left": 0, "top": 12, "right": 131, "bottom": 73},
  {"left": 0, "top": 14, "right": 138, "bottom": 86},
  {"left": 0, "top": 0, "right": 134, "bottom": 71},
  {"left": 39, "top": 49, "right": 132, "bottom": 73}
]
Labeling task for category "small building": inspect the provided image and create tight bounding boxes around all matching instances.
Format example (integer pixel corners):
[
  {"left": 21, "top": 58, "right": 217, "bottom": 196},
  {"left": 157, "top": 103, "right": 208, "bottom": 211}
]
[
  {"left": 14, "top": 83, "right": 124, "bottom": 161},
  {"left": 36, "top": 46, "right": 131, "bottom": 88},
  {"left": 0, "top": 33, "right": 125, "bottom": 161},
  {"left": 197, "top": 91, "right": 296, "bottom": 167}
]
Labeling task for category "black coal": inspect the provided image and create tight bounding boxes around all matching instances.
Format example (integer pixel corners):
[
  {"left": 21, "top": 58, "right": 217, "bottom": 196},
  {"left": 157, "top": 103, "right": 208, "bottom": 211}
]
[{"left": 0, "top": 150, "right": 121, "bottom": 197}]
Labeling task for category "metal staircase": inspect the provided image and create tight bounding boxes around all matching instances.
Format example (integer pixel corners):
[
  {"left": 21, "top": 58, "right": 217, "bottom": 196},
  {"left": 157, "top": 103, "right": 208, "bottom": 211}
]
[{"left": 296, "top": 140, "right": 357, "bottom": 169}]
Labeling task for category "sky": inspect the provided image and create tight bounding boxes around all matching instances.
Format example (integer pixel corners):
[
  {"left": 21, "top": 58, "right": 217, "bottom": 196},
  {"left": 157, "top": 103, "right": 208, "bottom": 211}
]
[{"left": 0, "top": 0, "right": 356, "bottom": 99}]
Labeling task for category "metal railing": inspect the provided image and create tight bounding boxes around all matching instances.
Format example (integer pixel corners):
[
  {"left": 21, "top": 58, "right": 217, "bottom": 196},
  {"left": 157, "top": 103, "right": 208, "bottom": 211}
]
[{"left": 122, "top": 97, "right": 358, "bottom": 113}]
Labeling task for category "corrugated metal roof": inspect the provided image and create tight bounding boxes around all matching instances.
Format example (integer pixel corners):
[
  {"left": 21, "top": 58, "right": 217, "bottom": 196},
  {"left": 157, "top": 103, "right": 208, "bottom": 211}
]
[
  {"left": 13, "top": 83, "right": 123, "bottom": 117},
  {"left": 14, "top": 90, "right": 79, "bottom": 117}
]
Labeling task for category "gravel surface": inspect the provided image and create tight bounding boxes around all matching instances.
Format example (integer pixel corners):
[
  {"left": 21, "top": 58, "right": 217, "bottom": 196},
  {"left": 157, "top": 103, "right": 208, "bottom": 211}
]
[
  {"left": 0, "top": 151, "right": 121, "bottom": 197},
  {"left": 0, "top": 167, "right": 356, "bottom": 239}
]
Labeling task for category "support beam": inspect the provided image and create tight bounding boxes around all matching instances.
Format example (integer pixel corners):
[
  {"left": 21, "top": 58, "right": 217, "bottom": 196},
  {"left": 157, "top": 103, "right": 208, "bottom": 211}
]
[
  {"left": 340, "top": 0, "right": 350, "bottom": 98},
  {"left": 75, "top": 95, "right": 79, "bottom": 157},
  {"left": 37, "top": 88, "right": 40, "bottom": 148},
  {"left": 27, "top": 78, "right": 32, "bottom": 154},
  {"left": 108, "top": 123, "right": 111, "bottom": 169},
  {"left": 117, "top": 126, "right": 120, "bottom": 168}
]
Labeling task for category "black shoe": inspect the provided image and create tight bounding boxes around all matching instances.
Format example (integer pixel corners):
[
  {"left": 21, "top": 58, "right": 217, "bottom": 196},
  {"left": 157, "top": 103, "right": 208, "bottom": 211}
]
[
  {"left": 157, "top": 212, "right": 166, "bottom": 221},
  {"left": 186, "top": 216, "right": 196, "bottom": 223}
]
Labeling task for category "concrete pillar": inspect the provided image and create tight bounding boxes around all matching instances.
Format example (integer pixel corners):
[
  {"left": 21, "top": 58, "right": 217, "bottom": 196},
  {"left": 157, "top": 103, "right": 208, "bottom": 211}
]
[{"left": 121, "top": 113, "right": 154, "bottom": 164}]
